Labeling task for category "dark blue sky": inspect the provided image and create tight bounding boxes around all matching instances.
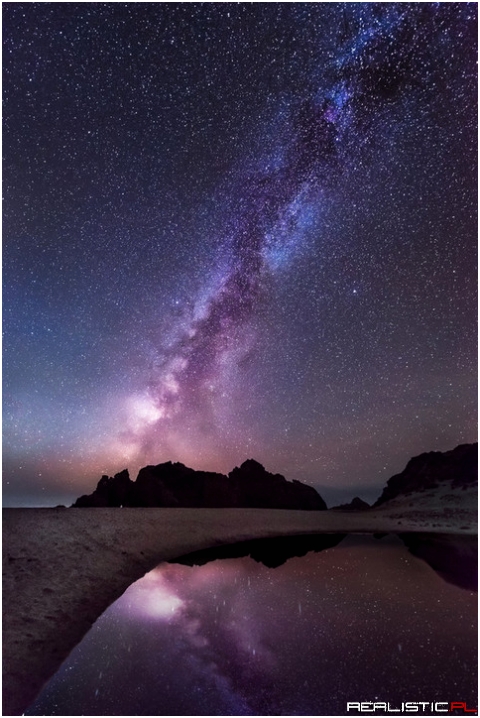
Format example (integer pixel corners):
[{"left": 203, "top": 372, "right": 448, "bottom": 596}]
[{"left": 3, "top": 3, "right": 477, "bottom": 506}]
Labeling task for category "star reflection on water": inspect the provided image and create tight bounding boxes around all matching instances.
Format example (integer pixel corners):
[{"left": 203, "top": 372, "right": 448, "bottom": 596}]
[{"left": 27, "top": 534, "right": 477, "bottom": 716}]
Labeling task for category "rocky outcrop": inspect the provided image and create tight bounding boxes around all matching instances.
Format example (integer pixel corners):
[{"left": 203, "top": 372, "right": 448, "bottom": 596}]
[
  {"left": 332, "top": 497, "right": 370, "bottom": 511},
  {"left": 373, "top": 443, "right": 477, "bottom": 507},
  {"left": 73, "top": 470, "right": 133, "bottom": 507},
  {"left": 72, "top": 459, "right": 327, "bottom": 510},
  {"left": 228, "top": 459, "right": 326, "bottom": 509},
  {"left": 132, "top": 463, "right": 234, "bottom": 508}
]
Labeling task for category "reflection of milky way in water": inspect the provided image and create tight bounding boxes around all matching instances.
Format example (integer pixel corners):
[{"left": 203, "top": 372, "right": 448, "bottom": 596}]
[{"left": 27, "top": 536, "right": 477, "bottom": 716}]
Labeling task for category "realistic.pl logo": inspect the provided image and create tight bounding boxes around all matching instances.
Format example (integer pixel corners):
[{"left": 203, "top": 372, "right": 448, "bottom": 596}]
[{"left": 346, "top": 702, "right": 477, "bottom": 714}]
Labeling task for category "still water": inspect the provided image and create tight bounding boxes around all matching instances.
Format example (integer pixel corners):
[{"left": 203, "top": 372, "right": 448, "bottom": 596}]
[{"left": 27, "top": 535, "right": 477, "bottom": 716}]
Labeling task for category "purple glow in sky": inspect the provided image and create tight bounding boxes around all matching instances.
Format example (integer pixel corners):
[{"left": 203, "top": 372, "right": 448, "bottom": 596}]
[{"left": 3, "top": 3, "right": 477, "bottom": 506}]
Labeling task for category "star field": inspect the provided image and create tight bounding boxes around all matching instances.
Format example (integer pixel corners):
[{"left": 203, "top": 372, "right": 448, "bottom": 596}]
[{"left": 3, "top": 3, "right": 477, "bottom": 506}]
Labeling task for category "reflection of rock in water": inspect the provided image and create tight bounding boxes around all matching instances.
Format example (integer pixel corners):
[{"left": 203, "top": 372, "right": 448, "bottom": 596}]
[
  {"left": 399, "top": 533, "right": 477, "bottom": 591},
  {"left": 172, "top": 533, "right": 346, "bottom": 568},
  {"left": 173, "top": 532, "right": 478, "bottom": 590}
]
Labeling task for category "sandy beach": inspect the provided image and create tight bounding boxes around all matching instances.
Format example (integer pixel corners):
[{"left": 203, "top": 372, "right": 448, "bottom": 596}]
[{"left": 3, "top": 501, "right": 477, "bottom": 716}]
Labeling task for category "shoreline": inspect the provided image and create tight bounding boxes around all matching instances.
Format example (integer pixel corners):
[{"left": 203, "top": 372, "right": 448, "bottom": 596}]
[{"left": 3, "top": 507, "right": 477, "bottom": 715}]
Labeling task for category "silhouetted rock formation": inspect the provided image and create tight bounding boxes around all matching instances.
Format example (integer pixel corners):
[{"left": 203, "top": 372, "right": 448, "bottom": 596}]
[
  {"left": 332, "top": 497, "right": 370, "bottom": 511},
  {"left": 74, "top": 469, "right": 133, "bottom": 507},
  {"left": 72, "top": 459, "right": 327, "bottom": 510},
  {"left": 373, "top": 443, "right": 477, "bottom": 507},
  {"left": 228, "top": 459, "right": 326, "bottom": 509}
]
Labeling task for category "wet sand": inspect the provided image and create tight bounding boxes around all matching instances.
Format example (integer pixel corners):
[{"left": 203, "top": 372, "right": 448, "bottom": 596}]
[{"left": 3, "top": 505, "right": 477, "bottom": 716}]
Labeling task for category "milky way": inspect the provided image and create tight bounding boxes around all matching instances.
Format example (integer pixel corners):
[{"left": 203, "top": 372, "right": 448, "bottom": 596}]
[{"left": 3, "top": 3, "right": 477, "bottom": 505}]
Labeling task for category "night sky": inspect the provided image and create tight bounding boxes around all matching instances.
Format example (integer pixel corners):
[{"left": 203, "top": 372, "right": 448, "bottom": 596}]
[{"left": 3, "top": 3, "right": 477, "bottom": 507}]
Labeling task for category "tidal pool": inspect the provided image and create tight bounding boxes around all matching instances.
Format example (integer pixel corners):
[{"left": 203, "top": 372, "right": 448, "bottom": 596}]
[{"left": 27, "top": 534, "right": 477, "bottom": 716}]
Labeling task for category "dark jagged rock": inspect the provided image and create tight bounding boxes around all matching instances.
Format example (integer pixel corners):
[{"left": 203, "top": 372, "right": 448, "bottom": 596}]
[
  {"left": 73, "top": 469, "right": 133, "bottom": 507},
  {"left": 72, "top": 459, "right": 326, "bottom": 510},
  {"left": 228, "top": 459, "right": 327, "bottom": 510},
  {"left": 373, "top": 443, "right": 477, "bottom": 507},
  {"left": 331, "top": 497, "right": 370, "bottom": 511},
  {"left": 133, "top": 462, "right": 233, "bottom": 508}
]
